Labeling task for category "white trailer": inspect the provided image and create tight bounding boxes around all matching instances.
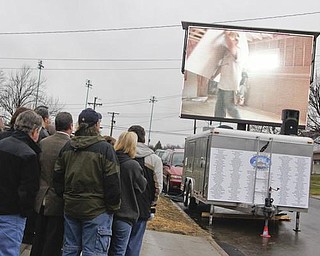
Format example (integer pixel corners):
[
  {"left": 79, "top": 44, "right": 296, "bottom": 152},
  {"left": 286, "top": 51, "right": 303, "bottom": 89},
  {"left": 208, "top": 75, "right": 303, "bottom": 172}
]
[{"left": 181, "top": 128, "right": 314, "bottom": 228}]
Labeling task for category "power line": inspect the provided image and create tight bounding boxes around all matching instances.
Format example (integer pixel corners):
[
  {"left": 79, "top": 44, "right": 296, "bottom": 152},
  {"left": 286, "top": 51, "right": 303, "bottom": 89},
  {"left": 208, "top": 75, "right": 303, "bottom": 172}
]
[
  {"left": 0, "top": 67, "right": 179, "bottom": 71},
  {"left": 0, "top": 57, "right": 181, "bottom": 62},
  {"left": 110, "top": 126, "right": 190, "bottom": 137},
  {"left": 0, "top": 11, "right": 319, "bottom": 36},
  {"left": 1, "top": 54, "right": 319, "bottom": 62},
  {"left": 51, "top": 94, "right": 180, "bottom": 107},
  {"left": 0, "top": 25, "right": 179, "bottom": 35},
  {"left": 216, "top": 11, "right": 320, "bottom": 24}
]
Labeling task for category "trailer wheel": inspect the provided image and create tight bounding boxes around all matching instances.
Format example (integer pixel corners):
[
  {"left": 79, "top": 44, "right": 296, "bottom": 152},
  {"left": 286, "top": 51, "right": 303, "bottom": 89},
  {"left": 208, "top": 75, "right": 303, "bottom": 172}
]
[
  {"left": 184, "top": 184, "right": 197, "bottom": 210},
  {"left": 183, "top": 182, "right": 189, "bottom": 207}
]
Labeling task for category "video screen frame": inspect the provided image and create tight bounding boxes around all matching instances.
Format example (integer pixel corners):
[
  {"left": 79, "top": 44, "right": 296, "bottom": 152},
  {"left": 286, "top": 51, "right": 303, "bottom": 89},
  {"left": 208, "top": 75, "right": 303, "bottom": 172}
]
[{"left": 180, "top": 21, "right": 319, "bottom": 128}]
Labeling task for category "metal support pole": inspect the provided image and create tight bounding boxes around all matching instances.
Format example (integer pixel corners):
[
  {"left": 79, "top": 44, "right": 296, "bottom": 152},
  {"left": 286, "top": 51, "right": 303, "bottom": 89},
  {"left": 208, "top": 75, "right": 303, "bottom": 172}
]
[
  {"left": 293, "top": 212, "right": 301, "bottom": 232},
  {"left": 209, "top": 204, "right": 214, "bottom": 225},
  {"left": 35, "top": 60, "right": 44, "bottom": 108}
]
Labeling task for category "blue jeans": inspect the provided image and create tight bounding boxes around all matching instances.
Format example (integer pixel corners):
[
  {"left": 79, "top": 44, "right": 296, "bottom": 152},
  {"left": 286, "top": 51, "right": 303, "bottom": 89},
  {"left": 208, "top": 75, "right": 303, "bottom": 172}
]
[
  {"left": 63, "top": 212, "right": 113, "bottom": 256},
  {"left": 109, "top": 219, "right": 132, "bottom": 256},
  {"left": 215, "top": 89, "right": 240, "bottom": 119},
  {"left": 125, "top": 220, "right": 147, "bottom": 256},
  {"left": 0, "top": 214, "right": 26, "bottom": 256}
]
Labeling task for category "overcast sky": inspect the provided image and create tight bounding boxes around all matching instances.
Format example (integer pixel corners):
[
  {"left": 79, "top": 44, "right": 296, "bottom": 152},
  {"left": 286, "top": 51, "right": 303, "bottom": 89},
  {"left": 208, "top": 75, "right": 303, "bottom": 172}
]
[{"left": 1, "top": 0, "right": 320, "bottom": 146}]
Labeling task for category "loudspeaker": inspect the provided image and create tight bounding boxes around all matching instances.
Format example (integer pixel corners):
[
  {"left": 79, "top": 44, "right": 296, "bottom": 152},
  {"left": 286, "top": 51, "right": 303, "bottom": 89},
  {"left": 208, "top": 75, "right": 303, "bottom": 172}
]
[{"left": 280, "top": 109, "right": 299, "bottom": 135}]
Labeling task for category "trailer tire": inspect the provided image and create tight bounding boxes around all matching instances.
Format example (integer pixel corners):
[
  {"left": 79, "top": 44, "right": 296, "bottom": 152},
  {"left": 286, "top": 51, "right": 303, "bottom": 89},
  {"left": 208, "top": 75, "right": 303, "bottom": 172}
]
[
  {"left": 183, "top": 182, "right": 189, "bottom": 207},
  {"left": 184, "top": 184, "right": 197, "bottom": 210}
]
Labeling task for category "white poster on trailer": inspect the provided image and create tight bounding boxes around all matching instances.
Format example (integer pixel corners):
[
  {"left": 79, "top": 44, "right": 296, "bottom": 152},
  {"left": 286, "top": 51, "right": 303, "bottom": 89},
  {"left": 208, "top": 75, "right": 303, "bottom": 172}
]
[{"left": 207, "top": 147, "right": 311, "bottom": 209}]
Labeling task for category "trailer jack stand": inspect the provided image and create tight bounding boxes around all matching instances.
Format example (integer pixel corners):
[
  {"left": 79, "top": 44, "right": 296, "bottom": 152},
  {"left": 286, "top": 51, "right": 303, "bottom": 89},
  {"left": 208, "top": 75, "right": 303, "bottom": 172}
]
[
  {"left": 293, "top": 212, "right": 301, "bottom": 232},
  {"left": 209, "top": 205, "right": 214, "bottom": 225}
]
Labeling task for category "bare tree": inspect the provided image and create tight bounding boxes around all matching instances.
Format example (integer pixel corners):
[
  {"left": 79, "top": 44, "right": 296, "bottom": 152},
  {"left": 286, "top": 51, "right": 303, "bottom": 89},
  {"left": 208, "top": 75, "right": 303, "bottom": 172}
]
[
  {"left": 44, "top": 96, "right": 64, "bottom": 117},
  {"left": 308, "top": 75, "right": 320, "bottom": 129},
  {"left": 0, "top": 66, "right": 41, "bottom": 115},
  {"left": 0, "top": 66, "right": 63, "bottom": 122},
  {"left": 304, "top": 73, "right": 320, "bottom": 140},
  {"left": 248, "top": 125, "right": 280, "bottom": 134}
]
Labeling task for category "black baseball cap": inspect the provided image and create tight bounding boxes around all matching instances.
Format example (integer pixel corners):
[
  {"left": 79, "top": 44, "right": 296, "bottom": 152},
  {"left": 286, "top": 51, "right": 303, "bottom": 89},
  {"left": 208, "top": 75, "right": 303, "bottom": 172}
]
[{"left": 78, "top": 108, "right": 102, "bottom": 127}]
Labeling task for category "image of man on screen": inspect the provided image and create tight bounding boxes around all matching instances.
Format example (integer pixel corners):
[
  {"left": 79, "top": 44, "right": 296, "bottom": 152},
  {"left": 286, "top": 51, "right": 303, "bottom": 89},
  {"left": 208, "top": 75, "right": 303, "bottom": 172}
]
[{"left": 212, "top": 31, "right": 249, "bottom": 119}]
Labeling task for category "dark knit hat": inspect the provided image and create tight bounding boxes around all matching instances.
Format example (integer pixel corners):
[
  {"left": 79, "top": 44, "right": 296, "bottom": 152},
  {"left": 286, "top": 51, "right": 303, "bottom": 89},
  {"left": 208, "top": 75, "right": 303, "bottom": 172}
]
[
  {"left": 78, "top": 108, "right": 101, "bottom": 127},
  {"left": 128, "top": 125, "right": 145, "bottom": 143}
]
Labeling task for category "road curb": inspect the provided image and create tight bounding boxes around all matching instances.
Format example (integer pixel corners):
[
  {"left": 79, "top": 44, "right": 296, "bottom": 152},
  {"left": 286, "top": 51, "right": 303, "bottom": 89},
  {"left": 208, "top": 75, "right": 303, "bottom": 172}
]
[{"left": 169, "top": 196, "right": 229, "bottom": 256}]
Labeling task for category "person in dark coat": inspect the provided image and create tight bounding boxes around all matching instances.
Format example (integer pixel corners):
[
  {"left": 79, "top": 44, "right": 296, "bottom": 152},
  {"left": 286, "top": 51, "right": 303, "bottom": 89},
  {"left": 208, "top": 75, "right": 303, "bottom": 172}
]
[
  {"left": 0, "top": 110, "right": 42, "bottom": 256},
  {"left": 34, "top": 105, "right": 51, "bottom": 142},
  {"left": 23, "top": 105, "right": 51, "bottom": 244},
  {"left": 109, "top": 131, "right": 147, "bottom": 256},
  {"left": 30, "top": 112, "right": 73, "bottom": 256}
]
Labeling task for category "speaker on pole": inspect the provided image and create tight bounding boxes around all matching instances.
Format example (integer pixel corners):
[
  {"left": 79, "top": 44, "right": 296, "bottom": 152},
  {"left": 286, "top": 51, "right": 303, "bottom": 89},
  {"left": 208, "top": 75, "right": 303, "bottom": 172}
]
[{"left": 280, "top": 109, "right": 299, "bottom": 135}]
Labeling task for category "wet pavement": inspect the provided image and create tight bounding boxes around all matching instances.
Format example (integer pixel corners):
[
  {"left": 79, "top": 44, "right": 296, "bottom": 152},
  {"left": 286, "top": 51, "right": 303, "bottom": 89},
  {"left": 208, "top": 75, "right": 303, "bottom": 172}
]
[{"left": 182, "top": 197, "right": 320, "bottom": 256}]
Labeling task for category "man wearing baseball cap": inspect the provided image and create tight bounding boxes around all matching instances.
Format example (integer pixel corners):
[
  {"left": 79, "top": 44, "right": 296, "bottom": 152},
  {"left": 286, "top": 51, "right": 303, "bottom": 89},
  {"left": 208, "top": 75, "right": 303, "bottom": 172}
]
[{"left": 53, "top": 108, "right": 121, "bottom": 255}]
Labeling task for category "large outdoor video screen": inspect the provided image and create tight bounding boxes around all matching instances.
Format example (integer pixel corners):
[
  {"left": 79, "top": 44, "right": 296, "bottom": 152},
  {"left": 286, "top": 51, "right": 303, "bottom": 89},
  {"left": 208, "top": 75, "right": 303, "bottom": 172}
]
[{"left": 180, "top": 22, "right": 318, "bottom": 127}]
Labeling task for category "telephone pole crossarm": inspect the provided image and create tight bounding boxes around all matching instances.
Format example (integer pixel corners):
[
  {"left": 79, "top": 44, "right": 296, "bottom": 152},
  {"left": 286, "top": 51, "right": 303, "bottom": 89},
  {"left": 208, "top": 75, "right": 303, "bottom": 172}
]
[{"left": 88, "top": 96, "right": 102, "bottom": 110}]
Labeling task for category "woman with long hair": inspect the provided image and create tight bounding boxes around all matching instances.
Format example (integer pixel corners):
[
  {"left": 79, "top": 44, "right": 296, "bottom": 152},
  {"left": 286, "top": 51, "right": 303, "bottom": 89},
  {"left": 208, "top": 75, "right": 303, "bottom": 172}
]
[{"left": 109, "top": 131, "right": 147, "bottom": 256}]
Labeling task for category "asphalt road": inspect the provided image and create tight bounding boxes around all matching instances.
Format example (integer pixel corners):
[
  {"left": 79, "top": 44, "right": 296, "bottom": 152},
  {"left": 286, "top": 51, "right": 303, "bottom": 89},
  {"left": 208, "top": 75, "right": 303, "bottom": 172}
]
[{"left": 173, "top": 196, "right": 320, "bottom": 256}]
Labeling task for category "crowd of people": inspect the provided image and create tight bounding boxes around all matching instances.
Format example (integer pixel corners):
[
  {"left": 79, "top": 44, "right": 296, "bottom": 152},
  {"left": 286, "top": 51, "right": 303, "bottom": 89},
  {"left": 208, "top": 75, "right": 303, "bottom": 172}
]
[{"left": 0, "top": 106, "right": 163, "bottom": 256}]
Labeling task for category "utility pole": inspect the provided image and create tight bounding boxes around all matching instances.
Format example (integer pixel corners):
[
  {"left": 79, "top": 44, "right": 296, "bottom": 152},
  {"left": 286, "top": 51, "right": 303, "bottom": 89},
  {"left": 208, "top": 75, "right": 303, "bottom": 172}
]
[
  {"left": 35, "top": 60, "right": 44, "bottom": 108},
  {"left": 108, "top": 112, "right": 119, "bottom": 137},
  {"left": 88, "top": 96, "right": 102, "bottom": 110},
  {"left": 85, "top": 80, "right": 92, "bottom": 108},
  {"left": 148, "top": 96, "right": 157, "bottom": 146}
]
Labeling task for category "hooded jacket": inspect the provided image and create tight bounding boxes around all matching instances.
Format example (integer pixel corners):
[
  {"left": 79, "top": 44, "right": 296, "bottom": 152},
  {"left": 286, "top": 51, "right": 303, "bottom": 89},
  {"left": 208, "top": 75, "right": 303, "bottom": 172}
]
[
  {"left": 53, "top": 135, "right": 121, "bottom": 220},
  {"left": 0, "top": 130, "right": 41, "bottom": 217},
  {"left": 134, "top": 142, "right": 163, "bottom": 220},
  {"left": 114, "top": 150, "right": 147, "bottom": 225}
]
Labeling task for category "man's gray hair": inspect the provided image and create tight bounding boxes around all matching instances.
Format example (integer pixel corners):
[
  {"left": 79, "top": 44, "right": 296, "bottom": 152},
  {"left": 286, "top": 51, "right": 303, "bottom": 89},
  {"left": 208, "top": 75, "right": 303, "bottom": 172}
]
[{"left": 14, "top": 110, "right": 43, "bottom": 135}]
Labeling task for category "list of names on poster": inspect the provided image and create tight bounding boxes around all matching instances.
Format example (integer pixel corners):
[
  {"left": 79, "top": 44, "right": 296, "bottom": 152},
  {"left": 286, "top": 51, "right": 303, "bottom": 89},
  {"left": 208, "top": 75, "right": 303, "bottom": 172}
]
[
  {"left": 270, "top": 154, "right": 311, "bottom": 209},
  {"left": 207, "top": 148, "right": 311, "bottom": 209},
  {"left": 208, "top": 148, "right": 255, "bottom": 203}
]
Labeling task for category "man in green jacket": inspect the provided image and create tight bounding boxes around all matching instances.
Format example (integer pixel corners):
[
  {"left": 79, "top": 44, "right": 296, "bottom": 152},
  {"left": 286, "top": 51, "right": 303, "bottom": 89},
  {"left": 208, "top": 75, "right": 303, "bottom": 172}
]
[{"left": 53, "top": 108, "right": 121, "bottom": 255}]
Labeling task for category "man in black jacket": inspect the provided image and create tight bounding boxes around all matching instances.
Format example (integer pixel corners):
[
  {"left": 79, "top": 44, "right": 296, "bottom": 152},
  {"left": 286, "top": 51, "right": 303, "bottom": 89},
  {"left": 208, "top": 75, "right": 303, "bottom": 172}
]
[{"left": 0, "top": 110, "right": 42, "bottom": 256}]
